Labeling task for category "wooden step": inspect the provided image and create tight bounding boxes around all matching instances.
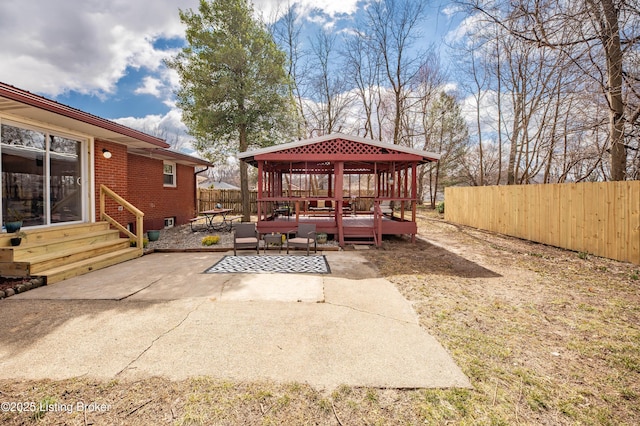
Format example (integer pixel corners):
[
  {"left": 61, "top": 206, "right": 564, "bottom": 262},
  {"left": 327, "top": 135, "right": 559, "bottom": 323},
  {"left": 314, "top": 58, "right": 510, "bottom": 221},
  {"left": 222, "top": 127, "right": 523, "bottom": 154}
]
[
  {"left": 37, "top": 247, "right": 142, "bottom": 285},
  {"left": 0, "top": 222, "right": 141, "bottom": 282},
  {"left": 343, "top": 227, "right": 377, "bottom": 246},
  {"left": 344, "top": 239, "right": 377, "bottom": 245},
  {"left": 0, "top": 229, "right": 121, "bottom": 262},
  {"left": 27, "top": 238, "right": 131, "bottom": 274},
  {"left": 344, "top": 238, "right": 376, "bottom": 246},
  {"left": 0, "top": 222, "right": 111, "bottom": 247}
]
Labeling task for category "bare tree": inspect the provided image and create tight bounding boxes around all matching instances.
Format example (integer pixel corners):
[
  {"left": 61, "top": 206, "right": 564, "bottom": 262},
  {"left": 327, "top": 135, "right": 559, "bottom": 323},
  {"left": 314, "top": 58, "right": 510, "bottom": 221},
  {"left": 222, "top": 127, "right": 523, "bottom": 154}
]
[
  {"left": 363, "top": 0, "right": 428, "bottom": 145},
  {"left": 461, "top": 0, "right": 640, "bottom": 181},
  {"left": 270, "top": 2, "right": 308, "bottom": 138},
  {"left": 343, "top": 28, "right": 383, "bottom": 139},
  {"left": 403, "top": 60, "right": 446, "bottom": 201},
  {"left": 306, "top": 29, "right": 354, "bottom": 135}
]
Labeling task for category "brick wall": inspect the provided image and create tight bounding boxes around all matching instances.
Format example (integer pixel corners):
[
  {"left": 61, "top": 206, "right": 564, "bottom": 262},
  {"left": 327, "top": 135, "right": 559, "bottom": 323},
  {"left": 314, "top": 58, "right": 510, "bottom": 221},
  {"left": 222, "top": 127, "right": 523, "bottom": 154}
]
[
  {"left": 94, "top": 141, "right": 129, "bottom": 224},
  {"left": 94, "top": 142, "right": 198, "bottom": 233},
  {"left": 127, "top": 153, "right": 197, "bottom": 231}
]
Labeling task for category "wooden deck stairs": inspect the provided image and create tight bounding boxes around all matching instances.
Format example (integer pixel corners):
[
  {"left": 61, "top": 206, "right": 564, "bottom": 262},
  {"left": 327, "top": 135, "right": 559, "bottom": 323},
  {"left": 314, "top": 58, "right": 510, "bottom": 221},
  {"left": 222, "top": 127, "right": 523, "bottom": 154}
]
[
  {"left": 342, "top": 225, "right": 378, "bottom": 246},
  {"left": 0, "top": 222, "right": 141, "bottom": 284}
]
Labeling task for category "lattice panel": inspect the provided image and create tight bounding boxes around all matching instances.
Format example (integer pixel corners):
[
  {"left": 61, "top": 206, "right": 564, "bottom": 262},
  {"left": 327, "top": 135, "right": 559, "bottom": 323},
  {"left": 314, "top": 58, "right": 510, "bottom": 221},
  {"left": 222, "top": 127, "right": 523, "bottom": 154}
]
[{"left": 278, "top": 139, "right": 402, "bottom": 156}]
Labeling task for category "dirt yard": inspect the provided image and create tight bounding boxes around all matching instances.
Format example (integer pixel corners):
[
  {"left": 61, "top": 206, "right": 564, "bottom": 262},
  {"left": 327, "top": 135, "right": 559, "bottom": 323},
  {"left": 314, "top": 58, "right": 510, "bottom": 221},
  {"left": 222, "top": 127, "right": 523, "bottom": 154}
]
[{"left": 1, "top": 211, "right": 638, "bottom": 425}]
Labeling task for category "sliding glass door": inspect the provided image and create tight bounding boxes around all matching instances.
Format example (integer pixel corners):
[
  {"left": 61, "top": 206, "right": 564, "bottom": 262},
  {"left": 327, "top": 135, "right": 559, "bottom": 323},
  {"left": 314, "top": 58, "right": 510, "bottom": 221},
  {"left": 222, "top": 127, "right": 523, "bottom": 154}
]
[
  {"left": 50, "top": 135, "right": 83, "bottom": 224},
  {"left": 1, "top": 122, "right": 85, "bottom": 229}
]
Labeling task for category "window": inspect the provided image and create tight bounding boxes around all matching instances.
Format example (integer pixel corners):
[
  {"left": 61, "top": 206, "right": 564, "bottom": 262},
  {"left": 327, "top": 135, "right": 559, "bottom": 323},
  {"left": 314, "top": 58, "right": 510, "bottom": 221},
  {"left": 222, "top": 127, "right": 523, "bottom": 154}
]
[
  {"left": 1, "top": 122, "right": 85, "bottom": 227},
  {"left": 164, "top": 217, "right": 175, "bottom": 228},
  {"left": 163, "top": 161, "right": 176, "bottom": 187}
]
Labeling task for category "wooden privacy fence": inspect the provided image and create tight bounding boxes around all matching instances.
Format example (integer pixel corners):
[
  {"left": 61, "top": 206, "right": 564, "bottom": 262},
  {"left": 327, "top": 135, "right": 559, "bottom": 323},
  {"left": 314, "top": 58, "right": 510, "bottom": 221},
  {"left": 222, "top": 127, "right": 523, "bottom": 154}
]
[
  {"left": 198, "top": 189, "right": 257, "bottom": 213},
  {"left": 445, "top": 181, "right": 640, "bottom": 265}
]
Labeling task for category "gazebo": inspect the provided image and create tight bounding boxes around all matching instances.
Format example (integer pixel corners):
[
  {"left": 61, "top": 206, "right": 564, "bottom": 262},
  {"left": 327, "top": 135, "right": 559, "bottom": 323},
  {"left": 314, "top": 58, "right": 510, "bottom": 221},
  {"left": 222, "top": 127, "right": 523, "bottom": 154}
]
[{"left": 238, "top": 133, "right": 439, "bottom": 247}]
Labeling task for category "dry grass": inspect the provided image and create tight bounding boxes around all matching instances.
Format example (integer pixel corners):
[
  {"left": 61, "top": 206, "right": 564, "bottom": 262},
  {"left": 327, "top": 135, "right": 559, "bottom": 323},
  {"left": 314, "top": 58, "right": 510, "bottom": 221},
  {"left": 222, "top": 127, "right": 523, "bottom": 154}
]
[{"left": 1, "top": 210, "right": 639, "bottom": 425}]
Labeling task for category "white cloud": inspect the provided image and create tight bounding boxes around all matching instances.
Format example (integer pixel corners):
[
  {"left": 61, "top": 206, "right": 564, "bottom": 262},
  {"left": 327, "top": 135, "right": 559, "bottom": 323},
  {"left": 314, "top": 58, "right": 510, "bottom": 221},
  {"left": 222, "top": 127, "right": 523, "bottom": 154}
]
[
  {"left": 113, "top": 108, "right": 196, "bottom": 153},
  {"left": 0, "top": 0, "right": 363, "bottom": 99},
  {"left": 0, "top": 0, "right": 198, "bottom": 96},
  {"left": 441, "top": 4, "right": 463, "bottom": 18},
  {"left": 256, "top": 0, "right": 363, "bottom": 22},
  {"left": 135, "top": 77, "right": 163, "bottom": 97},
  {"left": 0, "top": 0, "right": 455, "bottom": 158}
]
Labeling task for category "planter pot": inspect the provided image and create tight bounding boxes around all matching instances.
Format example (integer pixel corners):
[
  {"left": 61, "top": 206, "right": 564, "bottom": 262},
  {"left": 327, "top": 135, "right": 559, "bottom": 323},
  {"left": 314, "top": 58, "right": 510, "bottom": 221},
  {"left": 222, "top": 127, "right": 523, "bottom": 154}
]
[
  {"left": 10, "top": 237, "right": 22, "bottom": 246},
  {"left": 5, "top": 221, "right": 22, "bottom": 233},
  {"left": 147, "top": 230, "right": 161, "bottom": 241},
  {"left": 316, "top": 233, "right": 328, "bottom": 244}
]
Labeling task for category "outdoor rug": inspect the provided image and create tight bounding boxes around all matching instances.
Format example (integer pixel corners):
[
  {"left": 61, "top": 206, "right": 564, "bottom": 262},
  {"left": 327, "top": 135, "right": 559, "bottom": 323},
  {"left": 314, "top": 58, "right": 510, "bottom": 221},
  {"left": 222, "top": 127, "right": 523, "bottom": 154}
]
[{"left": 205, "top": 255, "right": 330, "bottom": 274}]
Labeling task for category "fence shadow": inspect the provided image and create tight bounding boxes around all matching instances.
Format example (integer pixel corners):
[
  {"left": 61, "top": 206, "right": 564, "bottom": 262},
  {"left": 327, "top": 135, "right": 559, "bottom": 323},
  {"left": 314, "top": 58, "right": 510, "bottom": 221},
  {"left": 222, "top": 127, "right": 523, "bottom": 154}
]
[{"left": 360, "top": 236, "right": 501, "bottom": 279}]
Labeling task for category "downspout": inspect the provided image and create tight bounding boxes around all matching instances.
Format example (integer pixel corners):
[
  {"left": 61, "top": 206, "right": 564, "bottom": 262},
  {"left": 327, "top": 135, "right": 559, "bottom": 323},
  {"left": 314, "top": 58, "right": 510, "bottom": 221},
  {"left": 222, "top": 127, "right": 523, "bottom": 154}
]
[{"left": 194, "top": 167, "right": 209, "bottom": 215}]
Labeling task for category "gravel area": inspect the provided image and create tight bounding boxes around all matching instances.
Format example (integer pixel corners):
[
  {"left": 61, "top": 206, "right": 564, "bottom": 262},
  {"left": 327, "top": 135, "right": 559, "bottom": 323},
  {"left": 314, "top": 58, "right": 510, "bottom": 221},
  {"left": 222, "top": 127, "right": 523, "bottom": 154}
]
[
  {"left": 146, "top": 225, "right": 233, "bottom": 251},
  {"left": 145, "top": 223, "right": 340, "bottom": 251}
]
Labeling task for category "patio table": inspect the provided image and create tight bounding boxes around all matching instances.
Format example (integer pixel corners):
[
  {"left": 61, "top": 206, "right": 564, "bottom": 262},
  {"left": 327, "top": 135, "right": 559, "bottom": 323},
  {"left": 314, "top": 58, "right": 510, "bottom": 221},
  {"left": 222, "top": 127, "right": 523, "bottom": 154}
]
[
  {"left": 263, "top": 232, "right": 283, "bottom": 253},
  {"left": 200, "top": 208, "right": 237, "bottom": 232}
]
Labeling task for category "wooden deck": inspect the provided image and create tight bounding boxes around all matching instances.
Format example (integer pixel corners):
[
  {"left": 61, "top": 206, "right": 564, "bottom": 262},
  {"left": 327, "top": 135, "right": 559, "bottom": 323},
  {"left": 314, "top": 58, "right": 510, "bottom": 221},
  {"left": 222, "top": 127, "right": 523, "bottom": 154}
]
[{"left": 257, "top": 213, "right": 417, "bottom": 246}]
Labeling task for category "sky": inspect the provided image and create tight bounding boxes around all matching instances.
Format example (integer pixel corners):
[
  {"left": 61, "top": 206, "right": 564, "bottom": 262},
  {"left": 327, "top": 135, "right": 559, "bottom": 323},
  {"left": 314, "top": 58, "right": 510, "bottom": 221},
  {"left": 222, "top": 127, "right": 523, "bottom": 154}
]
[{"left": 0, "top": 0, "right": 462, "bottom": 155}]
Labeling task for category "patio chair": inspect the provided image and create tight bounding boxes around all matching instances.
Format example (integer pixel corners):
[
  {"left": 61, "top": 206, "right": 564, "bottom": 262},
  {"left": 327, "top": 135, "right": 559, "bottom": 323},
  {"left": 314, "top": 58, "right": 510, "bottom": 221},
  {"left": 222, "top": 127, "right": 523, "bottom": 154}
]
[
  {"left": 286, "top": 223, "right": 317, "bottom": 255},
  {"left": 233, "top": 223, "right": 260, "bottom": 255}
]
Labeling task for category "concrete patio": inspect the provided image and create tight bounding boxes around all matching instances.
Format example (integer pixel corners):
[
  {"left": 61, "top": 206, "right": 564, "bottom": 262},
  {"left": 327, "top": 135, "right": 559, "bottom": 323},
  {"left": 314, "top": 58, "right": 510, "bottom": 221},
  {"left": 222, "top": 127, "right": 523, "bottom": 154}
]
[{"left": 0, "top": 250, "right": 470, "bottom": 390}]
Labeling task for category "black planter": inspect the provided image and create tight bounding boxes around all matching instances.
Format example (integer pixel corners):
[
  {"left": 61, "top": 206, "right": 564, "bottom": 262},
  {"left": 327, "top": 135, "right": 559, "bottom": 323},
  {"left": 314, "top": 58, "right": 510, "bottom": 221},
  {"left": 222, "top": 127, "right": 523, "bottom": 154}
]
[
  {"left": 5, "top": 221, "right": 22, "bottom": 233},
  {"left": 10, "top": 237, "right": 22, "bottom": 246}
]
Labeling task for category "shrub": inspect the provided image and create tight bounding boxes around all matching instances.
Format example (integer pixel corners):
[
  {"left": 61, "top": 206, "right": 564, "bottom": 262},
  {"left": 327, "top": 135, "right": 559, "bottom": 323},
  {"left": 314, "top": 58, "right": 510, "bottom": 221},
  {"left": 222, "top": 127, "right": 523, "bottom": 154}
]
[
  {"left": 130, "top": 238, "right": 149, "bottom": 248},
  {"left": 435, "top": 201, "right": 445, "bottom": 214},
  {"left": 202, "top": 235, "right": 220, "bottom": 246}
]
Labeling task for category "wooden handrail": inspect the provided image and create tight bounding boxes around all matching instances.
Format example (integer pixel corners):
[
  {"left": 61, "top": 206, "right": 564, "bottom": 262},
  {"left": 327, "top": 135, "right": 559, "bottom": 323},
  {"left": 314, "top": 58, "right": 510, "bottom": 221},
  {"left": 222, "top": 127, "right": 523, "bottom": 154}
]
[{"left": 99, "top": 184, "right": 144, "bottom": 254}]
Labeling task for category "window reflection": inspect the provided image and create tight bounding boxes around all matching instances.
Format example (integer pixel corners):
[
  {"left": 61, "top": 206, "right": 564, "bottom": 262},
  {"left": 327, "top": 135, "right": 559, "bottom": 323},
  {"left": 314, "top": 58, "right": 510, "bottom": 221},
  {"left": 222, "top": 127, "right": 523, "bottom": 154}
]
[
  {"left": 1, "top": 125, "right": 46, "bottom": 227},
  {"left": 50, "top": 135, "right": 82, "bottom": 223},
  {"left": 1, "top": 124, "right": 83, "bottom": 228}
]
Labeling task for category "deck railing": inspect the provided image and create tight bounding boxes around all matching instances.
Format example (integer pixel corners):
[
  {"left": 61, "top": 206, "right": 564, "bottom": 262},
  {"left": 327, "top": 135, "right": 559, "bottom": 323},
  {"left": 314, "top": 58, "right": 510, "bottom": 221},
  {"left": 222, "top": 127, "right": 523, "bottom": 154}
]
[
  {"left": 372, "top": 203, "right": 383, "bottom": 247},
  {"left": 99, "top": 184, "right": 144, "bottom": 254}
]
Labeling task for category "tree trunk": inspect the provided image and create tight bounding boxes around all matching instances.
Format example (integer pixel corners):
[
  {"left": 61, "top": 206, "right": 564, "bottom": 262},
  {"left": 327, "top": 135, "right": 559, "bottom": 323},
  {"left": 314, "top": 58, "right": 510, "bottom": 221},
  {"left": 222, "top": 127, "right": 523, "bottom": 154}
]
[
  {"left": 601, "top": 0, "right": 626, "bottom": 180},
  {"left": 507, "top": 91, "right": 522, "bottom": 184}
]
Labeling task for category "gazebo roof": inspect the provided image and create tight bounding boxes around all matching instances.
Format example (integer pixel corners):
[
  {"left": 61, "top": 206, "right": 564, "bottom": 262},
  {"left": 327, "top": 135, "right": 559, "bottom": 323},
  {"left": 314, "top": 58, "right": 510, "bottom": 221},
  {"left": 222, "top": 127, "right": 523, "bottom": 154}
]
[{"left": 237, "top": 133, "right": 440, "bottom": 166}]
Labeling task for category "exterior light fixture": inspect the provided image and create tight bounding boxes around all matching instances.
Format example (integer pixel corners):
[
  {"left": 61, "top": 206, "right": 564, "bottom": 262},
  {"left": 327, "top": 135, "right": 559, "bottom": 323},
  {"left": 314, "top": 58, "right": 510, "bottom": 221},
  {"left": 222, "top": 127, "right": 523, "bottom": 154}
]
[{"left": 102, "top": 148, "right": 112, "bottom": 159}]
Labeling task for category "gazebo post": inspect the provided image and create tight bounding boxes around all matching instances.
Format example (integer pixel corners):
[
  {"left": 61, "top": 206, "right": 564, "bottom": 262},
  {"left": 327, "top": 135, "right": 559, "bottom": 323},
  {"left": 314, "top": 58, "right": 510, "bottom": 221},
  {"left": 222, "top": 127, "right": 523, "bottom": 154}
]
[
  {"left": 335, "top": 161, "right": 344, "bottom": 246},
  {"left": 411, "top": 161, "right": 418, "bottom": 242},
  {"left": 257, "top": 160, "right": 263, "bottom": 220}
]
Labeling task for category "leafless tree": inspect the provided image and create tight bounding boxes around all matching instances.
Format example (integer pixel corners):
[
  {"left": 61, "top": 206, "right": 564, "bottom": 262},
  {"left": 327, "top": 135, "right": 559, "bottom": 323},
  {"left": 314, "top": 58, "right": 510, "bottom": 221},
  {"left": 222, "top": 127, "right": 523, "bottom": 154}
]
[
  {"left": 343, "top": 28, "right": 383, "bottom": 139},
  {"left": 270, "top": 2, "right": 309, "bottom": 138},
  {"left": 362, "top": 0, "right": 428, "bottom": 145},
  {"left": 460, "top": 0, "right": 640, "bottom": 181},
  {"left": 306, "top": 29, "right": 354, "bottom": 136},
  {"left": 402, "top": 59, "right": 447, "bottom": 201}
]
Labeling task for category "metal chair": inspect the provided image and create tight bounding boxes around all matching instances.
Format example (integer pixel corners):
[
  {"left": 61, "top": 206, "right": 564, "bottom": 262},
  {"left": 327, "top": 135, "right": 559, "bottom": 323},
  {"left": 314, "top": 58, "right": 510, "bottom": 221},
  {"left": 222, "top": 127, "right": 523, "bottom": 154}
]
[
  {"left": 286, "top": 223, "right": 317, "bottom": 255},
  {"left": 233, "top": 223, "right": 260, "bottom": 255}
]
